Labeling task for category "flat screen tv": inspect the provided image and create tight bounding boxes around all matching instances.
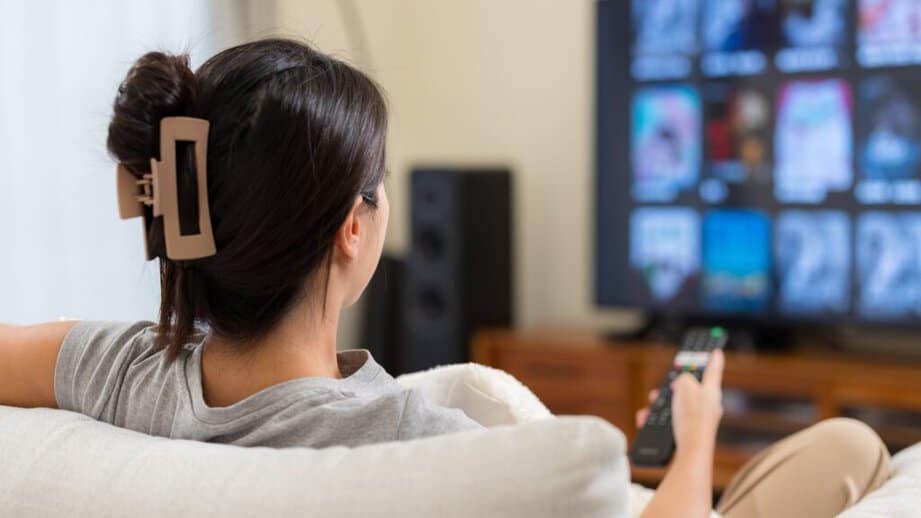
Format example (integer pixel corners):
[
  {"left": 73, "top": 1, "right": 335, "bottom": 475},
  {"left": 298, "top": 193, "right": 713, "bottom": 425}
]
[{"left": 596, "top": 0, "right": 921, "bottom": 326}]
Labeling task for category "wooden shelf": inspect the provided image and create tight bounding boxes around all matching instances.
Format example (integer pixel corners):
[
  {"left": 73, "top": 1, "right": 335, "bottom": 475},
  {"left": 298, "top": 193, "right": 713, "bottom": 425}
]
[
  {"left": 873, "top": 424, "right": 921, "bottom": 450},
  {"left": 719, "top": 410, "right": 812, "bottom": 437},
  {"left": 472, "top": 327, "right": 921, "bottom": 490}
]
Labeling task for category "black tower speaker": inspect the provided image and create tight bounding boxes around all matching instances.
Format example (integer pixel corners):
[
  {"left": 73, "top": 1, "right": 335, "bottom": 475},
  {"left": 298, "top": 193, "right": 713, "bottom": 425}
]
[{"left": 403, "top": 167, "right": 513, "bottom": 372}]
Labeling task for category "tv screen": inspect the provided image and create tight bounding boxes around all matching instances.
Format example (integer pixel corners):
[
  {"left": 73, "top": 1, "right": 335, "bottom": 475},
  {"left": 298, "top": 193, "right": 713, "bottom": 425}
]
[{"left": 596, "top": 0, "right": 921, "bottom": 324}]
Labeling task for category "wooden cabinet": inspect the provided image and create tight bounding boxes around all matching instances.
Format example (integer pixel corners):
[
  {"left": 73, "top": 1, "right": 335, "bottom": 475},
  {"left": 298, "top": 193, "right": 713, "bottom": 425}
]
[
  {"left": 472, "top": 328, "right": 921, "bottom": 490},
  {"left": 487, "top": 341, "right": 633, "bottom": 426}
]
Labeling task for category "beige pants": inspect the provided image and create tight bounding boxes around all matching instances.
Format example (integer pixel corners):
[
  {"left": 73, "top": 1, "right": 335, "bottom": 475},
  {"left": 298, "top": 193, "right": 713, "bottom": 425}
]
[{"left": 716, "top": 418, "right": 893, "bottom": 518}]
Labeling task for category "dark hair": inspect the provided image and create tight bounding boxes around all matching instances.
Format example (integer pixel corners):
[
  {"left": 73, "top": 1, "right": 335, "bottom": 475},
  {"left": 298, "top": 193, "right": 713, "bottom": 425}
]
[{"left": 107, "top": 38, "right": 388, "bottom": 361}]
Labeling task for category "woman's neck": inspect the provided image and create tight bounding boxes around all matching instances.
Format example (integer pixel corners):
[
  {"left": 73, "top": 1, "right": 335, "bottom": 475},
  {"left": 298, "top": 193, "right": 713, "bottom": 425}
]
[{"left": 199, "top": 301, "right": 343, "bottom": 408}]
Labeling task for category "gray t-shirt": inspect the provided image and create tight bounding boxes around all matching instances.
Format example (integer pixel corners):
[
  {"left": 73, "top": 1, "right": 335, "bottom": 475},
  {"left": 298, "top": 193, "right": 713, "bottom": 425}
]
[{"left": 54, "top": 320, "right": 483, "bottom": 448}]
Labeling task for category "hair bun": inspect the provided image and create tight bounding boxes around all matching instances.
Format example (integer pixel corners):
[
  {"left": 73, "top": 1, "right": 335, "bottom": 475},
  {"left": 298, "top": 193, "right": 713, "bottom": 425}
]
[{"left": 107, "top": 52, "right": 197, "bottom": 171}]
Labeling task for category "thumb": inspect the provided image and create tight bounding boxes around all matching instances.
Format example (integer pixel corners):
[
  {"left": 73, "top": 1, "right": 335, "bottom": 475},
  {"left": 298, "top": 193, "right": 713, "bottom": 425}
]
[{"left": 703, "top": 348, "right": 724, "bottom": 389}]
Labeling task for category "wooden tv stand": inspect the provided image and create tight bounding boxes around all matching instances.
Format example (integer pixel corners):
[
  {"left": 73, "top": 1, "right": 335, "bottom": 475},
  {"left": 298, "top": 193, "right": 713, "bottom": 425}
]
[{"left": 471, "top": 328, "right": 921, "bottom": 490}]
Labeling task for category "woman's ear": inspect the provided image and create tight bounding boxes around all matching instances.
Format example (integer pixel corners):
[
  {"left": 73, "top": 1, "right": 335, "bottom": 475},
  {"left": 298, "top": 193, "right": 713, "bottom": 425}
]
[{"left": 334, "top": 197, "right": 364, "bottom": 262}]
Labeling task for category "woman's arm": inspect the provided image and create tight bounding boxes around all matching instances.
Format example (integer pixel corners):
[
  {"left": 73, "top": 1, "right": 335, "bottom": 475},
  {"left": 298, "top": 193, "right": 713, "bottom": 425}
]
[
  {"left": 0, "top": 321, "right": 76, "bottom": 408},
  {"left": 639, "top": 349, "right": 725, "bottom": 518}
]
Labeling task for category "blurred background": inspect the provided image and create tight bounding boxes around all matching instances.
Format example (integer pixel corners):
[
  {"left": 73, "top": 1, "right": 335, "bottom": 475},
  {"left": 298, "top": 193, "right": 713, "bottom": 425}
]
[{"left": 0, "top": 0, "right": 625, "bottom": 348}]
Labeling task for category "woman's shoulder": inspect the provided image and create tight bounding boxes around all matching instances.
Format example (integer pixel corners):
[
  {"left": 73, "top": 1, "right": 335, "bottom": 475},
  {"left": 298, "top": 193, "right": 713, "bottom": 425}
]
[
  {"left": 59, "top": 319, "right": 203, "bottom": 381},
  {"left": 55, "top": 320, "right": 174, "bottom": 418},
  {"left": 69, "top": 319, "right": 206, "bottom": 349},
  {"left": 62, "top": 319, "right": 157, "bottom": 355}
]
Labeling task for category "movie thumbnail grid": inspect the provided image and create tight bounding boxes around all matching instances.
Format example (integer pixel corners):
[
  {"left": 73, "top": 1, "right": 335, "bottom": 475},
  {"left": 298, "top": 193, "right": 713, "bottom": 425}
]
[
  {"left": 629, "top": 208, "right": 921, "bottom": 319},
  {"left": 631, "top": 0, "right": 921, "bottom": 80},
  {"left": 631, "top": 79, "right": 921, "bottom": 205}
]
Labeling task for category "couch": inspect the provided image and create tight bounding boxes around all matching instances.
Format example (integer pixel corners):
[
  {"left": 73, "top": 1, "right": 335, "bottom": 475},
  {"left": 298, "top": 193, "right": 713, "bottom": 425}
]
[{"left": 0, "top": 362, "right": 918, "bottom": 517}]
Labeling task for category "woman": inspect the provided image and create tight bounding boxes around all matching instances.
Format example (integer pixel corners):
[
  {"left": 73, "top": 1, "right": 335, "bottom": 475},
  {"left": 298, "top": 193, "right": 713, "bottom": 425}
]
[{"left": 0, "top": 39, "right": 891, "bottom": 517}]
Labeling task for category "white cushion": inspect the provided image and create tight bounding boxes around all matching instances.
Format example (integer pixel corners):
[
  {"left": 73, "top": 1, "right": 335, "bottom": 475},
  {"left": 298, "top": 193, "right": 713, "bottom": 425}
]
[
  {"left": 892, "top": 442, "right": 921, "bottom": 479},
  {"left": 838, "top": 443, "right": 921, "bottom": 518},
  {"left": 0, "top": 364, "right": 631, "bottom": 517},
  {"left": 397, "top": 363, "right": 663, "bottom": 517},
  {"left": 396, "top": 362, "right": 553, "bottom": 426}
]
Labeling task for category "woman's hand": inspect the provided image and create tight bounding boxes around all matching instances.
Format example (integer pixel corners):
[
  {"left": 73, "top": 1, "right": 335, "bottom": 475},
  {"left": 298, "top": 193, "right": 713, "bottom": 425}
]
[
  {"left": 671, "top": 348, "right": 724, "bottom": 452},
  {"left": 637, "top": 349, "right": 725, "bottom": 518},
  {"left": 635, "top": 349, "right": 725, "bottom": 451}
]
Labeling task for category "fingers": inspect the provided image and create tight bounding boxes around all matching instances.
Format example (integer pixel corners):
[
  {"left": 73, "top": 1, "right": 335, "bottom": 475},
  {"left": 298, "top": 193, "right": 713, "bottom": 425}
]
[
  {"left": 703, "top": 348, "right": 724, "bottom": 389},
  {"left": 671, "top": 372, "right": 697, "bottom": 392},
  {"left": 637, "top": 389, "right": 660, "bottom": 427},
  {"left": 636, "top": 408, "right": 649, "bottom": 428}
]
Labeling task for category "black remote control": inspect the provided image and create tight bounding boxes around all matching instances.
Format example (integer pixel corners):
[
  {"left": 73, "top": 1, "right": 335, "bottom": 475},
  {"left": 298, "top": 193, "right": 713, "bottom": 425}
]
[{"left": 629, "top": 327, "right": 729, "bottom": 467}]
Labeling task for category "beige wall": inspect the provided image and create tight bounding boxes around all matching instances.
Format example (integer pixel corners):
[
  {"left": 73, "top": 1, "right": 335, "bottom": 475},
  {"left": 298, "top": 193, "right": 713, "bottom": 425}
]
[
  {"left": 258, "top": 0, "right": 639, "bottom": 345},
  {"left": 216, "top": 1, "right": 921, "bottom": 357}
]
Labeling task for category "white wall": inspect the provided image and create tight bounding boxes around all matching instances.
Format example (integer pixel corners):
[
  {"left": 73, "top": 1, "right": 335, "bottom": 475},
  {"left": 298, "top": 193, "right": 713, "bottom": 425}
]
[
  {"left": 0, "top": 0, "right": 213, "bottom": 323},
  {"left": 268, "top": 0, "right": 639, "bottom": 339}
]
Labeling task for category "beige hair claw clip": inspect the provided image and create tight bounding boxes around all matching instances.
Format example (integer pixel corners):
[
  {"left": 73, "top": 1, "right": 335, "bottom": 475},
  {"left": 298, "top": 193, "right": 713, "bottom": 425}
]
[{"left": 116, "top": 116, "right": 216, "bottom": 260}]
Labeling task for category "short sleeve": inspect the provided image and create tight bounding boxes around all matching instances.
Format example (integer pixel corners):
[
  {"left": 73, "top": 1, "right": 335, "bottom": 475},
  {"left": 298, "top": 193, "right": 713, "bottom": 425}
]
[
  {"left": 54, "top": 320, "right": 156, "bottom": 418},
  {"left": 396, "top": 388, "right": 485, "bottom": 441}
]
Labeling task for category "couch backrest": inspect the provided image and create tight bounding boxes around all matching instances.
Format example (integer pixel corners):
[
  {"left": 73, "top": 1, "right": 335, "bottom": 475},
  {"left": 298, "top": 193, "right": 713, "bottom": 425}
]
[{"left": 0, "top": 406, "right": 630, "bottom": 517}]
